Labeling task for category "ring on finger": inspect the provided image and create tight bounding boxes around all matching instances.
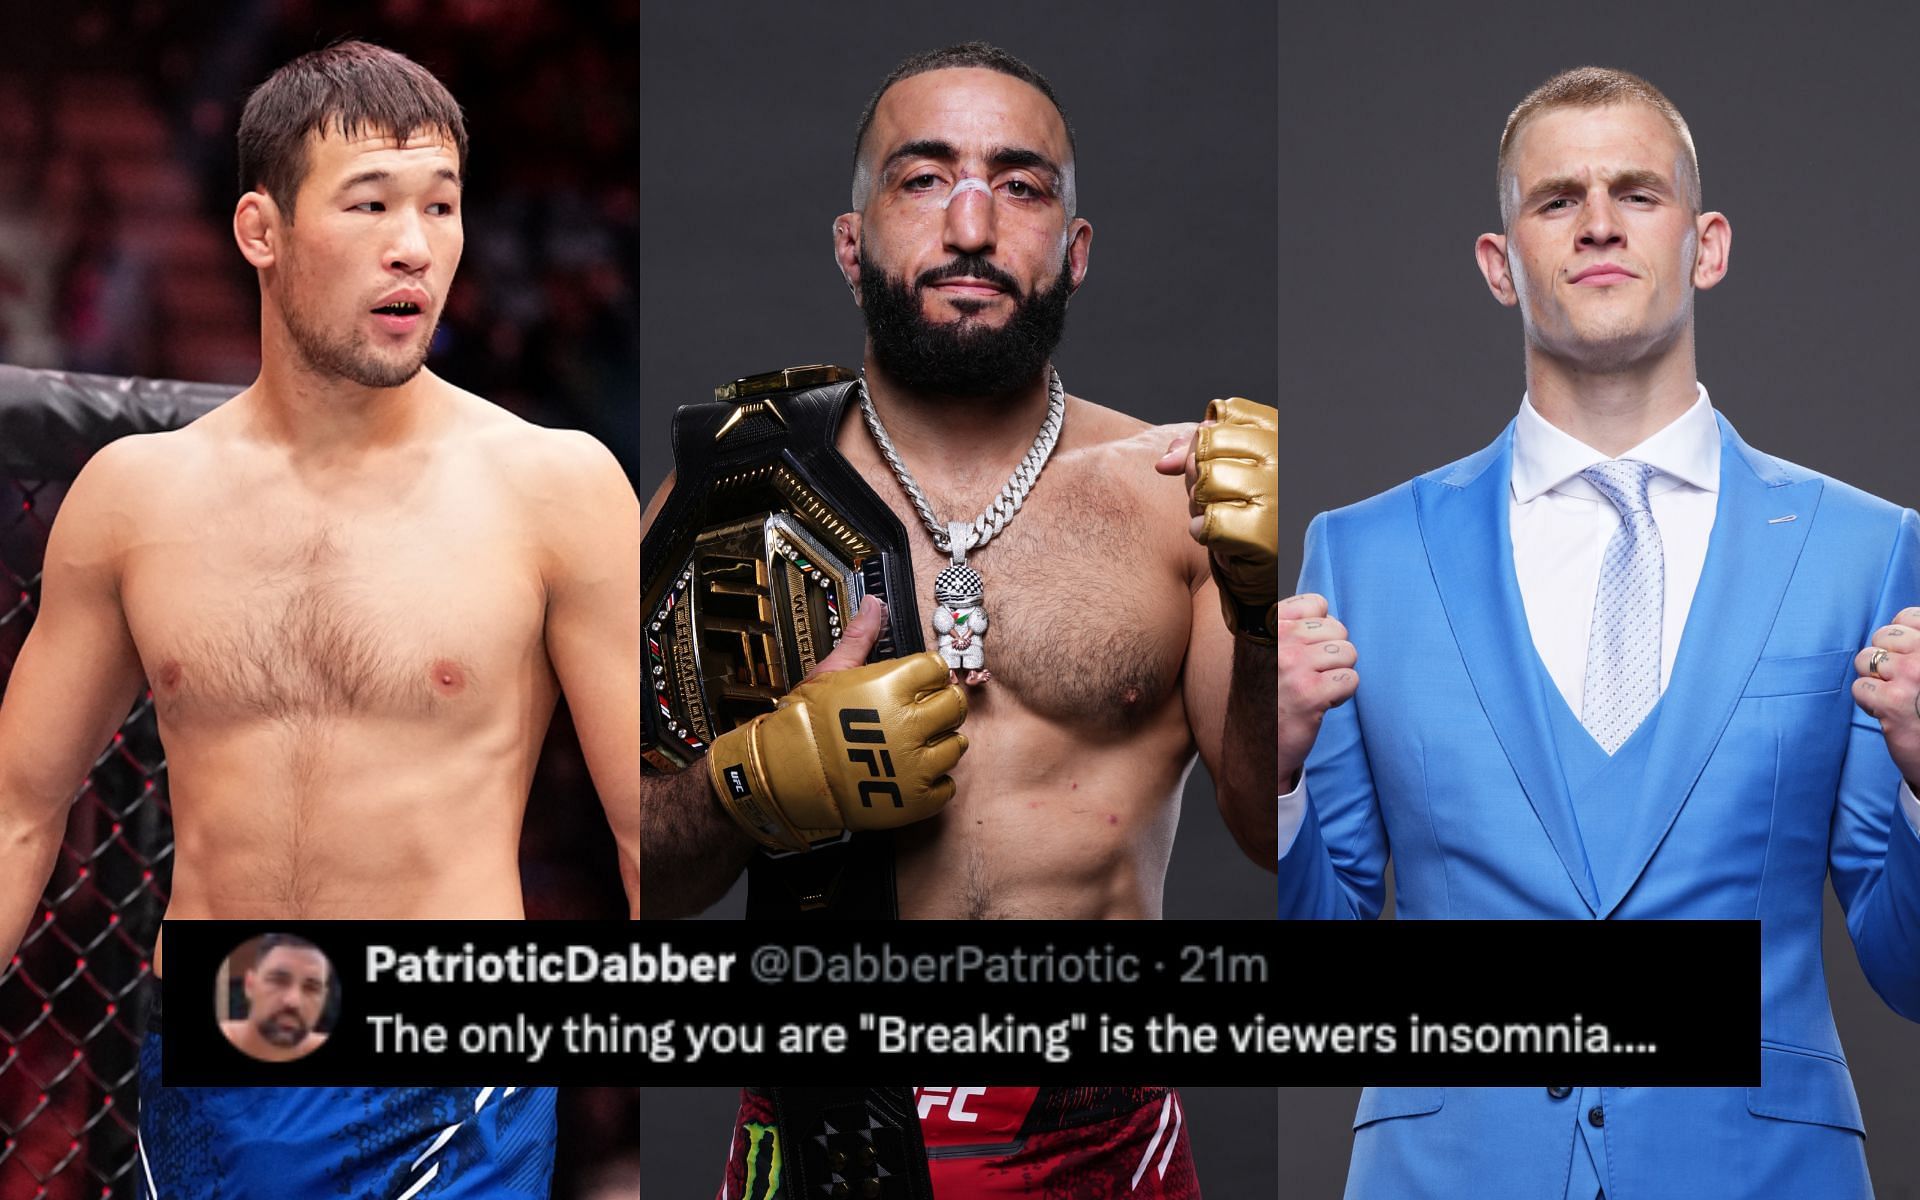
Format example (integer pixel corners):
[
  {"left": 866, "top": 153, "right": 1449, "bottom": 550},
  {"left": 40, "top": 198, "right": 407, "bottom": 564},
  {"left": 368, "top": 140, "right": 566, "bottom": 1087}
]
[{"left": 1869, "top": 648, "right": 1893, "bottom": 680}]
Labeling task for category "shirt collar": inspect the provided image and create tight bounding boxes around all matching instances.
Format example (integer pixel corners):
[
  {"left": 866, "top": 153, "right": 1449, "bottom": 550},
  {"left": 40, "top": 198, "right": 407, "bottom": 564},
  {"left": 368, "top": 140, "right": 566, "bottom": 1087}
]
[{"left": 1511, "top": 383, "right": 1721, "bottom": 504}]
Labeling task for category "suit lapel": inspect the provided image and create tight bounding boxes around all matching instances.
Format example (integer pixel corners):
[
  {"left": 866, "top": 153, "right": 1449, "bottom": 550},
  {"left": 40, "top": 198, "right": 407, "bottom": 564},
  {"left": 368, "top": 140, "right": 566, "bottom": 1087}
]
[
  {"left": 1594, "top": 415, "right": 1822, "bottom": 915},
  {"left": 1416, "top": 426, "right": 1599, "bottom": 914}
]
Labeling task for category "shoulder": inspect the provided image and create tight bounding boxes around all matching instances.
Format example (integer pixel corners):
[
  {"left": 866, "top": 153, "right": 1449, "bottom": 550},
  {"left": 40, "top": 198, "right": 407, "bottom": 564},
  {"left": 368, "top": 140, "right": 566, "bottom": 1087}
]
[
  {"left": 1056, "top": 394, "right": 1161, "bottom": 459},
  {"left": 51, "top": 421, "right": 223, "bottom": 558},
  {"left": 1317, "top": 429, "right": 1507, "bottom": 532},
  {"left": 1733, "top": 439, "right": 1910, "bottom": 534},
  {"left": 1056, "top": 394, "right": 1190, "bottom": 488},
  {"left": 1788, "top": 463, "right": 1905, "bottom": 525},
  {"left": 452, "top": 390, "right": 632, "bottom": 505},
  {"left": 65, "top": 383, "right": 265, "bottom": 509},
  {"left": 1021, "top": 393, "right": 1177, "bottom": 510},
  {"left": 1318, "top": 478, "right": 1421, "bottom": 530},
  {"left": 70, "top": 408, "right": 225, "bottom": 492},
  {"left": 444, "top": 392, "right": 638, "bottom": 572}
]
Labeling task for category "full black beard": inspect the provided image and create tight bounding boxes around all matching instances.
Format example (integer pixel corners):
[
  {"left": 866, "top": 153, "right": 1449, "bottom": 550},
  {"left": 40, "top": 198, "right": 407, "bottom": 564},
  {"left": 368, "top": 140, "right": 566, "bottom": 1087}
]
[
  {"left": 256, "top": 1008, "right": 311, "bottom": 1047},
  {"left": 858, "top": 248, "right": 1073, "bottom": 398}
]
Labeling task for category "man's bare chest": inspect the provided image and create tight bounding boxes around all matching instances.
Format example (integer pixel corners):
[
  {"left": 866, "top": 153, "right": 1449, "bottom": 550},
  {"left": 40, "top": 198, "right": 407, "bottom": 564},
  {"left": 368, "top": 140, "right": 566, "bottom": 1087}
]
[
  {"left": 121, "top": 502, "right": 544, "bottom": 723},
  {"left": 864, "top": 459, "right": 1193, "bottom": 729}
]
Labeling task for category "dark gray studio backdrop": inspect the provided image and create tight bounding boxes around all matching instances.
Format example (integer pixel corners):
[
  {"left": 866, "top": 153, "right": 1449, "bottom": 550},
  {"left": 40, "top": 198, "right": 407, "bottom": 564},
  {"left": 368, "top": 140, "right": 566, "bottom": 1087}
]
[
  {"left": 1281, "top": 2, "right": 1920, "bottom": 1196},
  {"left": 637, "top": 2, "right": 1279, "bottom": 1194},
  {"left": 637, "top": 2, "right": 1280, "bottom": 925}
]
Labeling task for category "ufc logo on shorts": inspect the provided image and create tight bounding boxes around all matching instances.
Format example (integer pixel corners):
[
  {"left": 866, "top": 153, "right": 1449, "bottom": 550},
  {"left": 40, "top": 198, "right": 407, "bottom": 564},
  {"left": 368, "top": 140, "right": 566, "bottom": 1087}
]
[
  {"left": 915, "top": 1086, "right": 988, "bottom": 1123},
  {"left": 840, "top": 707, "right": 903, "bottom": 808}
]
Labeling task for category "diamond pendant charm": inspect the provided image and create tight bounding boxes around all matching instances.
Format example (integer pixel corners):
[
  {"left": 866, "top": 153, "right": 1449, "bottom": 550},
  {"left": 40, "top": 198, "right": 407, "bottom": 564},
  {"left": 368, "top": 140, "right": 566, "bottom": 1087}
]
[{"left": 933, "top": 520, "right": 990, "bottom": 686}]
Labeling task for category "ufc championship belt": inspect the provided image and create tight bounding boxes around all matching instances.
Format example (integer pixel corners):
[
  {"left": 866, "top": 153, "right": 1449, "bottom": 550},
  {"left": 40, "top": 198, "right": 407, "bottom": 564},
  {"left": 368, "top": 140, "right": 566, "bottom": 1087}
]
[{"left": 642, "top": 365, "right": 923, "bottom": 919}]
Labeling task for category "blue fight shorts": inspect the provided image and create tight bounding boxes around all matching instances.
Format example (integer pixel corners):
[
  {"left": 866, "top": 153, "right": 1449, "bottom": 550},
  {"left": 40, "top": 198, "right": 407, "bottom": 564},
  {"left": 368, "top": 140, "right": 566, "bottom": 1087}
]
[{"left": 136, "top": 989, "right": 555, "bottom": 1199}]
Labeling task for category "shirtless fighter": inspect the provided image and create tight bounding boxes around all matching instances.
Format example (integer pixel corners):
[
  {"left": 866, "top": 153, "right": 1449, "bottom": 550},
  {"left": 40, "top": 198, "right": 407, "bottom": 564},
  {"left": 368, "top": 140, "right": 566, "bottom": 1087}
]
[
  {"left": 643, "top": 41, "right": 1278, "bottom": 919},
  {"left": 0, "top": 42, "right": 638, "bottom": 1197},
  {"left": 640, "top": 42, "right": 1277, "bottom": 1197}
]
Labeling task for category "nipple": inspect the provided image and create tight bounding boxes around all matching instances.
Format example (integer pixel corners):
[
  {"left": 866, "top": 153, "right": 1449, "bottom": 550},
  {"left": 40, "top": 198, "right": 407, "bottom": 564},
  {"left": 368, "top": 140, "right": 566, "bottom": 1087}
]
[{"left": 429, "top": 659, "right": 467, "bottom": 694}]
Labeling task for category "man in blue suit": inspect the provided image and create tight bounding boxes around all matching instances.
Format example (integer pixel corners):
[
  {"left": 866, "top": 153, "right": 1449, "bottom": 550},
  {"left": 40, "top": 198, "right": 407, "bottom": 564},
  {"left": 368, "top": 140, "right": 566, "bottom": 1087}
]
[{"left": 1274, "top": 66, "right": 1920, "bottom": 1199}]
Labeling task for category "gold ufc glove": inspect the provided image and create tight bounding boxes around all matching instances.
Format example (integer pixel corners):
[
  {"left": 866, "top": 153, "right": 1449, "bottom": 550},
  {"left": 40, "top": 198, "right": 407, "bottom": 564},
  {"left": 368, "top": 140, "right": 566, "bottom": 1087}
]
[
  {"left": 707, "top": 651, "right": 968, "bottom": 852},
  {"left": 1193, "top": 397, "right": 1279, "bottom": 643}
]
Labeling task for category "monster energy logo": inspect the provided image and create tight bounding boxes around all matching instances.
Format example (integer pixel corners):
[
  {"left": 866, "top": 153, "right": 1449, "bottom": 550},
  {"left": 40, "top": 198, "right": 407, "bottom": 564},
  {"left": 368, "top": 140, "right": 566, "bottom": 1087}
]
[{"left": 742, "top": 1121, "right": 784, "bottom": 1199}]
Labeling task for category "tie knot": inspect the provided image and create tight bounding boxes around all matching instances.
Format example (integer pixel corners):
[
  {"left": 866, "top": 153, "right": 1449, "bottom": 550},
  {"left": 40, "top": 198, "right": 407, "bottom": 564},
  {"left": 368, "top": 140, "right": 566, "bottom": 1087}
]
[{"left": 1580, "top": 459, "right": 1657, "bottom": 516}]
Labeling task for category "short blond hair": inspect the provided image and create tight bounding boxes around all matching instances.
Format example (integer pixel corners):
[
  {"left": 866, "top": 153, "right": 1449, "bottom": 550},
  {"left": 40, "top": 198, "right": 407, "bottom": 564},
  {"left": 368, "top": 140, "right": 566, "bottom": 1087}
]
[{"left": 1498, "top": 66, "right": 1699, "bottom": 226}]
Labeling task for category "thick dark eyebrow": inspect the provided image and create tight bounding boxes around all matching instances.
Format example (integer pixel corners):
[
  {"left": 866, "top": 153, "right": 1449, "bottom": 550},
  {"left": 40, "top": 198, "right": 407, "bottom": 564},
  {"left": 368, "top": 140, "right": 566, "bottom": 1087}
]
[
  {"left": 881, "top": 139, "right": 959, "bottom": 180},
  {"left": 1523, "top": 168, "right": 1670, "bottom": 210},
  {"left": 338, "top": 167, "right": 462, "bottom": 192},
  {"left": 880, "top": 140, "right": 1063, "bottom": 190},
  {"left": 986, "top": 146, "right": 1063, "bottom": 190}
]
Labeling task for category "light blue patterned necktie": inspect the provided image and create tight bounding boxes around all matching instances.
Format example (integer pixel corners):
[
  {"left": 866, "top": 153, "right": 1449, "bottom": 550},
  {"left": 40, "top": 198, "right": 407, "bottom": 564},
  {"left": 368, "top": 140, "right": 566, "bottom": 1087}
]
[{"left": 1580, "top": 459, "right": 1663, "bottom": 753}]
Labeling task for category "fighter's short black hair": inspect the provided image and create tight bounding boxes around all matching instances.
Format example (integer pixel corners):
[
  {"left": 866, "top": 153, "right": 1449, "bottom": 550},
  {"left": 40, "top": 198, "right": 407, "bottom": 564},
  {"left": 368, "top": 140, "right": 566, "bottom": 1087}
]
[
  {"left": 255, "top": 933, "right": 326, "bottom": 967},
  {"left": 238, "top": 39, "right": 467, "bottom": 219},
  {"left": 852, "top": 41, "right": 1075, "bottom": 165}
]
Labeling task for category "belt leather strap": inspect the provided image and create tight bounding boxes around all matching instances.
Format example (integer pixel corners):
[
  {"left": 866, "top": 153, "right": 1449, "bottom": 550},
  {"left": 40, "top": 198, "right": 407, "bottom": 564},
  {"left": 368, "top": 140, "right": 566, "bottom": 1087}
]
[{"left": 763, "top": 1085, "right": 935, "bottom": 1199}]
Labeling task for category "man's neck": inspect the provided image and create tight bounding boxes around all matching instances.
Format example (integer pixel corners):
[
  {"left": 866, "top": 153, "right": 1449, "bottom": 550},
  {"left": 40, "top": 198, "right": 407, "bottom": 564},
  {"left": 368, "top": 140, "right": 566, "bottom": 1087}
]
[
  {"left": 859, "top": 352, "right": 1056, "bottom": 489},
  {"left": 252, "top": 322, "right": 438, "bottom": 460},
  {"left": 1523, "top": 334, "right": 1700, "bottom": 457}
]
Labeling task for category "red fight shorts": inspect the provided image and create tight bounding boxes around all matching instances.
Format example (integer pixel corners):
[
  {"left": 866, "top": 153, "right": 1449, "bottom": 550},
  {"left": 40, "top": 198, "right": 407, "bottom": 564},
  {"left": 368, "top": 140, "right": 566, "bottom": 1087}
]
[{"left": 718, "top": 1086, "right": 1199, "bottom": 1199}]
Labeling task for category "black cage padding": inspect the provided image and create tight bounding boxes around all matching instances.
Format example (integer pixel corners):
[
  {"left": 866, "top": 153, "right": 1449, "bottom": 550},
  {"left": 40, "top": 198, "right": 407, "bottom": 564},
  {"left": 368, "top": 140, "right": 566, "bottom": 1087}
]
[
  {"left": 0, "top": 365, "right": 237, "bottom": 482},
  {"left": 0, "top": 363, "right": 231, "bottom": 1198}
]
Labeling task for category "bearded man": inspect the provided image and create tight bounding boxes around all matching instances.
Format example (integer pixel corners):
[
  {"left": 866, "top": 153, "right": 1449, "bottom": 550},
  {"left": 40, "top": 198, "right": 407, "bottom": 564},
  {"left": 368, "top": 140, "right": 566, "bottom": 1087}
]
[
  {"left": 640, "top": 40, "right": 1278, "bottom": 1199},
  {"left": 217, "top": 934, "right": 333, "bottom": 1062}
]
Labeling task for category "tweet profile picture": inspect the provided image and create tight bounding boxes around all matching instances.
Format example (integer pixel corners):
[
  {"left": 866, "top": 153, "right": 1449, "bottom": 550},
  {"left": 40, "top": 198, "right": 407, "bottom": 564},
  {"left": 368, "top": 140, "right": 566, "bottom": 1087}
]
[{"left": 216, "top": 933, "right": 341, "bottom": 1062}]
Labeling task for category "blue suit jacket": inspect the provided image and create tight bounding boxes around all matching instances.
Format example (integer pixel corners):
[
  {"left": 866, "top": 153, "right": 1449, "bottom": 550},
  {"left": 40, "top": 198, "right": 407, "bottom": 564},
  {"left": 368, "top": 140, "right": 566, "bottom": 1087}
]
[{"left": 1280, "top": 416, "right": 1920, "bottom": 1199}]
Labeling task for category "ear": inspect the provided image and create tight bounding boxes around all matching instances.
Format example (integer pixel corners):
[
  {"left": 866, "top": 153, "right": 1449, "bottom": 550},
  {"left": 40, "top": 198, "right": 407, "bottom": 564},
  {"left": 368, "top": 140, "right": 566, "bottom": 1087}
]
[
  {"left": 832, "top": 212, "right": 862, "bottom": 304},
  {"left": 1691, "top": 210, "right": 1731, "bottom": 291},
  {"left": 1064, "top": 217, "right": 1093, "bottom": 293},
  {"left": 234, "top": 191, "right": 280, "bottom": 269},
  {"left": 1475, "top": 232, "right": 1518, "bottom": 307}
]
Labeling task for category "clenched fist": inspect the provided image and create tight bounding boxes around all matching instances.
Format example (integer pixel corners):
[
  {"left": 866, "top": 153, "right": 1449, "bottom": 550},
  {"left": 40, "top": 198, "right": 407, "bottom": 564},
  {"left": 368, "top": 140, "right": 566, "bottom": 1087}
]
[
  {"left": 1852, "top": 606, "right": 1920, "bottom": 786},
  {"left": 1156, "top": 397, "right": 1279, "bottom": 643},
  {"left": 1276, "top": 593, "right": 1359, "bottom": 785},
  {"left": 708, "top": 599, "right": 968, "bottom": 852}
]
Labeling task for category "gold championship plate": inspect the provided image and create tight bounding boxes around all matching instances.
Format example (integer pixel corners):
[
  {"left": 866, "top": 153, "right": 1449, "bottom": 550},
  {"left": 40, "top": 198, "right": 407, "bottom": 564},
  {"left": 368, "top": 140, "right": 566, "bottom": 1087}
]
[{"left": 642, "top": 365, "right": 924, "bottom": 917}]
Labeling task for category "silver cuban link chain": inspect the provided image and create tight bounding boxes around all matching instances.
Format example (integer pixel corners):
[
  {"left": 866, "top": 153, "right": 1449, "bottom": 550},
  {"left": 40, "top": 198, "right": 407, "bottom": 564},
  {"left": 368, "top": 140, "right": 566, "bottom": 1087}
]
[{"left": 857, "top": 367, "right": 1066, "bottom": 683}]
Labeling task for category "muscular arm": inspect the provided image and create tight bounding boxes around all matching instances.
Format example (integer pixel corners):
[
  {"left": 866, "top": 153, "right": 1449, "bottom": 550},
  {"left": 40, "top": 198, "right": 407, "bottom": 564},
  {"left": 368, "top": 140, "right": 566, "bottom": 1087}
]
[
  {"left": 1158, "top": 403, "right": 1281, "bottom": 869},
  {"left": 637, "top": 592, "right": 904, "bottom": 915},
  {"left": 641, "top": 763, "right": 757, "bottom": 918},
  {"left": 539, "top": 433, "right": 642, "bottom": 916},
  {"left": 1185, "top": 572, "right": 1280, "bottom": 868},
  {"left": 0, "top": 444, "right": 147, "bottom": 959},
  {"left": 637, "top": 471, "right": 940, "bottom": 915}
]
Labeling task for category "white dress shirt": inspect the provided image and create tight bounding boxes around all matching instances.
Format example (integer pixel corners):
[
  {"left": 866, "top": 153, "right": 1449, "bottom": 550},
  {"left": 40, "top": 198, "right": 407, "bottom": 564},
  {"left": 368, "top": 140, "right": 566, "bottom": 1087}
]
[{"left": 1277, "top": 385, "right": 1920, "bottom": 854}]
